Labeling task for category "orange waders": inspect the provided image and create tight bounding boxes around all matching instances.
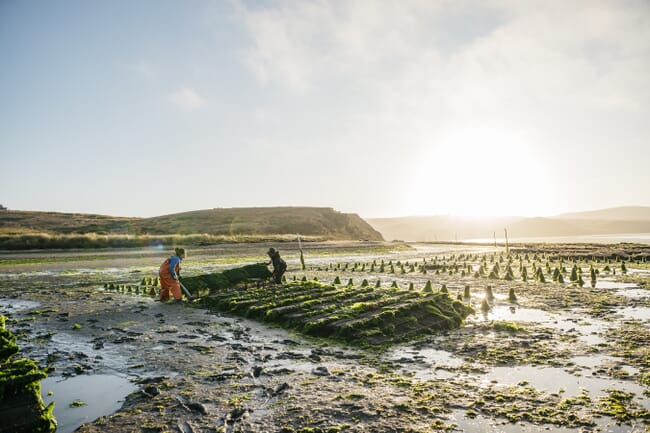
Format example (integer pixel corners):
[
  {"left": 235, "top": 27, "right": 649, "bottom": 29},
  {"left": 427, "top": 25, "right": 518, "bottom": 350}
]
[{"left": 159, "top": 258, "right": 182, "bottom": 301}]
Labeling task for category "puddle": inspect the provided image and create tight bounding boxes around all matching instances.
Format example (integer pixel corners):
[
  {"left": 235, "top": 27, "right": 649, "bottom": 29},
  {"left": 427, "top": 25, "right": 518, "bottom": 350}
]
[
  {"left": 483, "top": 365, "right": 650, "bottom": 410},
  {"left": 41, "top": 374, "right": 136, "bottom": 433},
  {"left": 476, "top": 305, "right": 556, "bottom": 323},
  {"left": 616, "top": 288, "right": 650, "bottom": 300},
  {"left": 472, "top": 305, "right": 609, "bottom": 345},
  {"left": 613, "top": 306, "right": 650, "bottom": 321},
  {"left": 595, "top": 280, "right": 638, "bottom": 290},
  {"left": 0, "top": 297, "right": 41, "bottom": 313}
]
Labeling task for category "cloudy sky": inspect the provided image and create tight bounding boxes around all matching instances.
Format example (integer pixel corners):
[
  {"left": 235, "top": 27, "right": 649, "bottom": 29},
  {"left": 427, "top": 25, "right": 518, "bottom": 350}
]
[{"left": 1, "top": 0, "right": 649, "bottom": 218}]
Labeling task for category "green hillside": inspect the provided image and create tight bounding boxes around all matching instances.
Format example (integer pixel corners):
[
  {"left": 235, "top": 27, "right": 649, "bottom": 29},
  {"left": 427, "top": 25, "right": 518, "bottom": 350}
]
[
  {"left": 0, "top": 207, "right": 383, "bottom": 249},
  {"left": 0, "top": 210, "right": 137, "bottom": 235},
  {"left": 139, "top": 207, "right": 381, "bottom": 239}
]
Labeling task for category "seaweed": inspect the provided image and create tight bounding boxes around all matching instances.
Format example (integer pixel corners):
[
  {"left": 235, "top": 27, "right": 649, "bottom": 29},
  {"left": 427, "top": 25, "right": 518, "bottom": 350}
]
[
  {"left": 180, "top": 263, "right": 272, "bottom": 296},
  {"left": 0, "top": 315, "right": 56, "bottom": 433},
  {"left": 199, "top": 281, "right": 473, "bottom": 346}
]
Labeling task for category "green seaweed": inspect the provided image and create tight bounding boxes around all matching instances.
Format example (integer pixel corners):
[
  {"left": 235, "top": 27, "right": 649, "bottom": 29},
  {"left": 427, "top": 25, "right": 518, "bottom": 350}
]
[
  {"left": 180, "top": 263, "right": 272, "bottom": 296},
  {"left": 0, "top": 315, "right": 56, "bottom": 433},
  {"left": 200, "top": 281, "right": 473, "bottom": 346}
]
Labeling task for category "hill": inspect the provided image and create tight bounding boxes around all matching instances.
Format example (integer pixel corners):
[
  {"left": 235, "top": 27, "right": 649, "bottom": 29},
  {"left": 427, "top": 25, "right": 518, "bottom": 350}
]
[
  {"left": 0, "top": 207, "right": 383, "bottom": 248},
  {"left": 138, "top": 207, "right": 383, "bottom": 240},
  {"left": 555, "top": 206, "right": 650, "bottom": 221},
  {"left": 367, "top": 206, "right": 650, "bottom": 242},
  {"left": 0, "top": 210, "right": 137, "bottom": 235}
]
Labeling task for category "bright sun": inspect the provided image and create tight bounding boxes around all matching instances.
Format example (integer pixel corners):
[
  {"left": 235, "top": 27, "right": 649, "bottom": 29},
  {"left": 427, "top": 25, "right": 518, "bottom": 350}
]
[{"left": 406, "top": 126, "right": 551, "bottom": 217}]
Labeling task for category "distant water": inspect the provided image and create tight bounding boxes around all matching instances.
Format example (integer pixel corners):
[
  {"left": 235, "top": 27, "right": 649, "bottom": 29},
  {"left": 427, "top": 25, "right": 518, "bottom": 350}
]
[{"left": 464, "top": 233, "right": 650, "bottom": 245}]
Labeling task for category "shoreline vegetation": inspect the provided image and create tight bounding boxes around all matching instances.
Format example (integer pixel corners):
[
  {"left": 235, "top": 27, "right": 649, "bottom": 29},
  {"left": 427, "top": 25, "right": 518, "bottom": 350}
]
[{"left": 0, "top": 232, "right": 328, "bottom": 251}]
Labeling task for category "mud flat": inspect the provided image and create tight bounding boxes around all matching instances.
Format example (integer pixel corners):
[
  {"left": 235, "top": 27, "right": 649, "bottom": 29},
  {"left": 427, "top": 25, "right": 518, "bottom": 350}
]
[{"left": 0, "top": 242, "right": 649, "bottom": 432}]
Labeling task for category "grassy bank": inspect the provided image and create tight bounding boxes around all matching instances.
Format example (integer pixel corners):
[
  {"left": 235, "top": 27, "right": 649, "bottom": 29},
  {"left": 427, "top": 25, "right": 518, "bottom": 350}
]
[{"left": 0, "top": 233, "right": 323, "bottom": 251}]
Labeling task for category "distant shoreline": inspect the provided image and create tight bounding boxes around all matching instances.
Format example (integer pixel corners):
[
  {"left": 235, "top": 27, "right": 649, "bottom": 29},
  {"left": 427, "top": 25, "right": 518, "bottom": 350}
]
[{"left": 464, "top": 233, "right": 650, "bottom": 245}]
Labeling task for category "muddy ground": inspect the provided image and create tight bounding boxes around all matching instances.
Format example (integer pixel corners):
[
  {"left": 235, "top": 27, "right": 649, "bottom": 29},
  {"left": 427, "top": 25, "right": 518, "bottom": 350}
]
[{"left": 1, "top": 242, "right": 649, "bottom": 433}]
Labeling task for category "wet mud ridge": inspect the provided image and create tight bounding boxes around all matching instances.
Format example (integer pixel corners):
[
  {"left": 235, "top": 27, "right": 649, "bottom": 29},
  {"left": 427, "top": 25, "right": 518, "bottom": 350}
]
[{"left": 1, "top": 243, "right": 649, "bottom": 432}]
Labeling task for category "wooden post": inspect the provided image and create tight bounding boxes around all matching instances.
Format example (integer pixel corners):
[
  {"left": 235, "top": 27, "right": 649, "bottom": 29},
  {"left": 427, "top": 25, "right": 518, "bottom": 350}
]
[
  {"left": 504, "top": 228, "right": 509, "bottom": 256},
  {"left": 297, "top": 233, "right": 305, "bottom": 270}
]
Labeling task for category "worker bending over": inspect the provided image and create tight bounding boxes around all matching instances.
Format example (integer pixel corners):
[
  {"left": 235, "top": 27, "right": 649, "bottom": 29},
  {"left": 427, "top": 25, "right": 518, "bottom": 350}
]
[{"left": 159, "top": 247, "right": 186, "bottom": 302}]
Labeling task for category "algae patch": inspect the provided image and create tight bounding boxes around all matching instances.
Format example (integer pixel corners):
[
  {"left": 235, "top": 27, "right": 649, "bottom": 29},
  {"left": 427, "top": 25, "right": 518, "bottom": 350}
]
[
  {"left": 200, "top": 280, "right": 474, "bottom": 346},
  {"left": 0, "top": 314, "right": 56, "bottom": 433}
]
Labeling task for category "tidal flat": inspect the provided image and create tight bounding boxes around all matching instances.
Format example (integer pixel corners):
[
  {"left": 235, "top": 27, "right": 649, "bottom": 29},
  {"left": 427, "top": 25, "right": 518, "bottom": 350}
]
[{"left": 1, "top": 242, "right": 649, "bottom": 433}]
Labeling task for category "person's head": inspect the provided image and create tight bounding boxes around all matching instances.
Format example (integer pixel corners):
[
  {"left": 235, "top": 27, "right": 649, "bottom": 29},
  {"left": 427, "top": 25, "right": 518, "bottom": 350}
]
[
  {"left": 267, "top": 247, "right": 276, "bottom": 257},
  {"left": 175, "top": 247, "right": 187, "bottom": 259}
]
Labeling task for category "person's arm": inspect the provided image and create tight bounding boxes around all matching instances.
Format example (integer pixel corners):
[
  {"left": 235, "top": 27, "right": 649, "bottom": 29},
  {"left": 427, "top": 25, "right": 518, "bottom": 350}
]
[{"left": 169, "top": 256, "right": 181, "bottom": 279}]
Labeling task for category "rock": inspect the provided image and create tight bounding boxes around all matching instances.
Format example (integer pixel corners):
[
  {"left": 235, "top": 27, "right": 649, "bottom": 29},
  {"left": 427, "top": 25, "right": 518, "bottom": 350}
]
[
  {"left": 177, "top": 421, "right": 195, "bottom": 433},
  {"left": 142, "top": 384, "right": 160, "bottom": 397},
  {"left": 175, "top": 395, "right": 207, "bottom": 415},
  {"left": 251, "top": 365, "right": 264, "bottom": 378},
  {"left": 272, "top": 382, "right": 290, "bottom": 396},
  {"left": 267, "top": 368, "right": 294, "bottom": 376},
  {"left": 312, "top": 366, "right": 330, "bottom": 376},
  {"left": 187, "top": 402, "right": 207, "bottom": 415},
  {"left": 277, "top": 351, "right": 306, "bottom": 360},
  {"left": 227, "top": 407, "right": 248, "bottom": 422}
]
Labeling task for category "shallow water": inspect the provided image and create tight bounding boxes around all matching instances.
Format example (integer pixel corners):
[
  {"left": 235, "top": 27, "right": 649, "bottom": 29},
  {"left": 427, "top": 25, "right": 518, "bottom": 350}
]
[
  {"left": 595, "top": 280, "right": 639, "bottom": 290},
  {"left": 41, "top": 374, "right": 136, "bottom": 433},
  {"left": 472, "top": 304, "right": 610, "bottom": 345},
  {"left": 616, "top": 288, "right": 650, "bottom": 300},
  {"left": 0, "top": 297, "right": 41, "bottom": 313},
  {"left": 613, "top": 306, "right": 650, "bottom": 321},
  {"left": 571, "top": 354, "right": 619, "bottom": 368}
]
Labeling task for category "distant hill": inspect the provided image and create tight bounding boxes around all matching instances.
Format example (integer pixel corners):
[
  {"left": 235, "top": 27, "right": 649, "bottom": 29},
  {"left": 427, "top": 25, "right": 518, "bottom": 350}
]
[
  {"left": 555, "top": 206, "right": 650, "bottom": 221},
  {"left": 367, "top": 206, "right": 650, "bottom": 242},
  {"left": 0, "top": 207, "right": 383, "bottom": 241}
]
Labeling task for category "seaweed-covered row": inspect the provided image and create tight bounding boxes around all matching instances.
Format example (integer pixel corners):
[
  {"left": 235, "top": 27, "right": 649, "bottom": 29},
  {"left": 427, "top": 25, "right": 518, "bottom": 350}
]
[
  {"left": 178, "top": 263, "right": 272, "bottom": 297},
  {"left": 0, "top": 315, "right": 56, "bottom": 433},
  {"left": 200, "top": 280, "right": 474, "bottom": 346},
  {"left": 104, "top": 263, "right": 272, "bottom": 298}
]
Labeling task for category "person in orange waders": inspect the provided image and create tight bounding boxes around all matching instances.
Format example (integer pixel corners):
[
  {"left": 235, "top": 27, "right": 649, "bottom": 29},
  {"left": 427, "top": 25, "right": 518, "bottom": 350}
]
[{"left": 159, "top": 247, "right": 186, "bottom": 302}]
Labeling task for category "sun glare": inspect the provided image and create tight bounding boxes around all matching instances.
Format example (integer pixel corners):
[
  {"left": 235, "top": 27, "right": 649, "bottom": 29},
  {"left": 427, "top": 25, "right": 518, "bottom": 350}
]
[{"left": 406, "top": 126, "right": 550, "bottom": 217}]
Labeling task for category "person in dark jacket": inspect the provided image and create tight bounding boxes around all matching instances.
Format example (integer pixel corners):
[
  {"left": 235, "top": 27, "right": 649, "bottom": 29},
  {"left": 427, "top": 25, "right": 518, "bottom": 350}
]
[{"left": 267, "top": 247, "right": 287, "bottom": 284}]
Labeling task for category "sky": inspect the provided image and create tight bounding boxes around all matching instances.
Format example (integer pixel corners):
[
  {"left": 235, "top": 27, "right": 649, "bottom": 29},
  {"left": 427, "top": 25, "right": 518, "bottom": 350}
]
[{"left": 1, "top": 0, "right": 649, "bottom": 219}]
